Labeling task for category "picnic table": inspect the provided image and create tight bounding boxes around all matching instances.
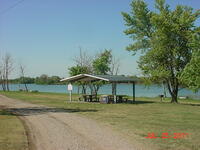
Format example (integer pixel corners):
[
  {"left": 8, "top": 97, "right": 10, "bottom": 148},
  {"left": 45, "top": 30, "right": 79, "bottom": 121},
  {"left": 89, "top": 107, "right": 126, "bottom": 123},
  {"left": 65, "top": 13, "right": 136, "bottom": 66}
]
[
  {"left": 79, "top": 94, "right": 128, "bottom": 103},
  {"left": 99, "top": 95, "right": 128, "bottom": 103},
  {"left": 116, "top": 95, "right": 128, "bottom": 103},
  {"left": 80, "top": 94, "right": 99, "bottom": 102},
  {"left": 99, "top": 95, "right": 114, "bottom": 104}
]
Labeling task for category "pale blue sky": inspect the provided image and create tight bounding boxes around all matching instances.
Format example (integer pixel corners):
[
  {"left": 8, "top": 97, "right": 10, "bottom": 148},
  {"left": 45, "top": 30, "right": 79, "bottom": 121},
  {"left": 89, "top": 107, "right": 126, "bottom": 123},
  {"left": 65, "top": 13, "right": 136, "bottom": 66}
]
[{"left": 0, "top": 0, "right": 200, "bottom": 78}]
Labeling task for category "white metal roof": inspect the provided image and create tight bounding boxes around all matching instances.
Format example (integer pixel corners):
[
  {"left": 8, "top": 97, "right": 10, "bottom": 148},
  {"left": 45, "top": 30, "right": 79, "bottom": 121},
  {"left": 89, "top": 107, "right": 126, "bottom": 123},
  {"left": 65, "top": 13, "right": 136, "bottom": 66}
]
[{"left": 60, "top": 74, "right": 137, "bottom": 83}]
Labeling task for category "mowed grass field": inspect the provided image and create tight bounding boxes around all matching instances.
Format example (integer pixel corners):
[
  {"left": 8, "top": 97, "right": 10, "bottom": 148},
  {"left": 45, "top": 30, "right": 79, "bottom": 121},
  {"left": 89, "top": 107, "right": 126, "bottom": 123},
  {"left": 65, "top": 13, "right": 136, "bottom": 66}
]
[
  {"left": 0, "top": 91, "right": 200, "bottom": 150},
  {"left": 0, "top": 109, "right": 28, "bottom": 150}
]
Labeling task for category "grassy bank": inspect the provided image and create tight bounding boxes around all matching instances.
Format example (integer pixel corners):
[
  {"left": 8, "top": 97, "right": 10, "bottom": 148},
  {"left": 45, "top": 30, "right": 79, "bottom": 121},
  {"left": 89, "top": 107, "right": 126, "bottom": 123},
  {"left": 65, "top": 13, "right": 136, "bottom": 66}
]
[
  {"left": 1, "top": 91, "right": 200, "bottom": 150},
  {"left": 0, "top": 109, "right": 28, "bottom": 150}
]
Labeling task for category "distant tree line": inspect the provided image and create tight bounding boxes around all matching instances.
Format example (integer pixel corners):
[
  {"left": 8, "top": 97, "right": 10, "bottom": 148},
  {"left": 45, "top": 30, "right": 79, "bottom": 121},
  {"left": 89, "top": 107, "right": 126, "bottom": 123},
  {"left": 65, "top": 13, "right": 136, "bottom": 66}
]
[
  {"left": 10, "top": 75, "right": 63, "bottom": 85},
  {"left": 11, "top": 75, "right": 155, "bottom": 85}
]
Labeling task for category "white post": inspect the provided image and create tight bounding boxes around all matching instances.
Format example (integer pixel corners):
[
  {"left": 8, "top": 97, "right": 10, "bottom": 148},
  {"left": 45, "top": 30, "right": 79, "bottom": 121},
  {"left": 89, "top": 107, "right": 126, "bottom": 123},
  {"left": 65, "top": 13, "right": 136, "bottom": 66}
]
[
  {"left": 67, "top": 83, "right": 73, "bottom": 102},
  {"left": 69, "top": 90, "right": 72, "bottom": 102}
]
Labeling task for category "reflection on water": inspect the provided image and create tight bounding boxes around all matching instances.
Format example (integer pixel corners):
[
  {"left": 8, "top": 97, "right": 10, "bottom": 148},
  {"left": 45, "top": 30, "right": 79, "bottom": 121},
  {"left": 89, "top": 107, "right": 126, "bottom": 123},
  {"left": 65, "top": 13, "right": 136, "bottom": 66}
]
[{"left": 2, "top": 84, "right": 200, "bottom": 99}]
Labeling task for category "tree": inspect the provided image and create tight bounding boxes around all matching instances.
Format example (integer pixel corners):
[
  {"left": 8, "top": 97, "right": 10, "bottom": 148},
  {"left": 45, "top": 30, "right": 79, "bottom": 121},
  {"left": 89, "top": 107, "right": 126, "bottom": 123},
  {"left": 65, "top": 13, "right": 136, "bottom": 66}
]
[
  {"left": 68, "top": 65, "right": 90, "bottom": 94},
  {"left": 48, "top": 76, "right": 61, "bottom": 84},
  {"left": 91, "top": 49, "right": 112, "bottom": 95},
  {"left": 68, "top": 65, "right": 91, "bottom": 76},
  {"left": 24, "top": 75, "right": 60, "bottom": 85},
  {"left": 0, "top": 63, "right": 6, "bottom": 91},
  {"left": 35, "top": 74, "right": 48, "bottom": 84},
  {"left": 181, "top": 50, "right": 200, "bottom": 92},
  {"left": 122, "top": 0, "right": 200, "bottom": 103},
  {"left": 0, "top": 53, "right": 13, "bottom": 91},
  {"left": 92, "top": 49, "right": 112, "bottom": 75},
  {"left": 68, "top": 49, "right": 115, "bottom": 95},
  {"left": 17, "top": 77, "right": 35, "bottom": 84},
  {"left": 110, "top": 55, "right": 120, "bottom": 75},
  {"left": 110, "top": 55, "right": 120, "bottom": 95},
  {"left": 73, "top": 47, "right": 93, "bottom": 73},
  {"left": 68, "top": 49, "right": 93, "bottom": 94},
  {"left": 19, "top": 64, "right": 28, "bottom": 91}
]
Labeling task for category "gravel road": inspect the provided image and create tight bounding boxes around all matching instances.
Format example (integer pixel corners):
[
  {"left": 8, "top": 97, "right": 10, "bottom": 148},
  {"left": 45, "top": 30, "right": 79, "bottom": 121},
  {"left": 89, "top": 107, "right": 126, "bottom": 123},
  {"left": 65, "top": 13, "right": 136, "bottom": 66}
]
[{"left": 0, "top": 95, "right": 137, "bottom": 150}]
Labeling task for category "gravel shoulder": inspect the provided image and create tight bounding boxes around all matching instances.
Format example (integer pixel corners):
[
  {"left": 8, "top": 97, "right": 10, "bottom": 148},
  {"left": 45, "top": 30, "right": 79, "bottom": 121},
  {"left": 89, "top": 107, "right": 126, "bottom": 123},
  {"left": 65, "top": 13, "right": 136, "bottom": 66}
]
[{"left": 0, "top": 95, "right": 136, "bottom": 150}]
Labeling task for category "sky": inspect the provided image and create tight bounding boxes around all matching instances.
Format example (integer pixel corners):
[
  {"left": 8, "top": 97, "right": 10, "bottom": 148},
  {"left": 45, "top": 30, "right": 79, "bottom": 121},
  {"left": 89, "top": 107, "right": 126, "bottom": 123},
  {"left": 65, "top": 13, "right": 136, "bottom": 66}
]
[{"left": 0, "top": 0, "right": 200, "bottom": 78}]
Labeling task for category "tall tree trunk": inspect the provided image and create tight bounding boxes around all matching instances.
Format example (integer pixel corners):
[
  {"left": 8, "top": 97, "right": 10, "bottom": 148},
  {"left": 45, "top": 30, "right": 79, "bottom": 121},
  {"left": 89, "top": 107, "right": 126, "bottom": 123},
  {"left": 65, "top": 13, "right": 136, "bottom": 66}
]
[
  {"left": 81, "top": 84, "right": 86, "bottom": 94},
  {"left": 77, "top": 85, "right": 80, "bottom": 94},
  {"left": 2, "top": 75, "right": 6, "bottom": 91},
  {"left": 0, "top": 76, "right": 6, "bottom": 91},
  {"left": 163, "top": 81, "right": 167, "bottom": 98},
  {"left": 171, "top": 94, "right": 178, "bottom": 103},
  {"left": 166, "top": 79, "right": 179, "bottom": 103},
  {"left": 170, "top": 87, "right": 178, "bottom": 103},
  {"left": 1, "top": 80, "right": 6, "bottom": 91},
  {"left": 93, "top": 85, "right": 98, "bottom": 96},
  {"left": 24, "top": 83, "right": 28, "bottom": 92},
  {"left": 22, "top": 76, "right": 28, "bottom": 92},
  {"left": 92, "top": 84, "right": 101, "bottom": 97},
  {"left": 6, "top": 79, "right": 9, "bottom": 91},
  {"left": 88, "top": 83, "right": 93, "bottom": 95}
]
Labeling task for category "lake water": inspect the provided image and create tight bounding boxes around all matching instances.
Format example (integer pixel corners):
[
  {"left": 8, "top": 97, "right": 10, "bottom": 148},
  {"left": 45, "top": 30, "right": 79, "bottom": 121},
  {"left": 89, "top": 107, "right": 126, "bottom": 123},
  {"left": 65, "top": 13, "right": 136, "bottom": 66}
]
[{"left": 2, "top": 84, "right": 200, "bottom": 100}]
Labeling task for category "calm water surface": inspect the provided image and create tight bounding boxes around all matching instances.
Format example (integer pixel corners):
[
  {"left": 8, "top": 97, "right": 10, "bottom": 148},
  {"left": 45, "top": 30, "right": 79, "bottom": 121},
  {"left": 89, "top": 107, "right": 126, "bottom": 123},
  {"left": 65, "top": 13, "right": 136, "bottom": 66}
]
[{"left": 3, "top": 84, "right": 200, "bottom": 99}]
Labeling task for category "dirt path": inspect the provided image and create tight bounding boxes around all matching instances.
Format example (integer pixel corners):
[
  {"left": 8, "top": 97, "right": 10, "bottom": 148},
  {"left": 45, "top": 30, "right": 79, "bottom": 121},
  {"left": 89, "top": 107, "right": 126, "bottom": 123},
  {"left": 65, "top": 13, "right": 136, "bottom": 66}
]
[{"left": 0, "top": 95, "right": 136, "bottom": 150}]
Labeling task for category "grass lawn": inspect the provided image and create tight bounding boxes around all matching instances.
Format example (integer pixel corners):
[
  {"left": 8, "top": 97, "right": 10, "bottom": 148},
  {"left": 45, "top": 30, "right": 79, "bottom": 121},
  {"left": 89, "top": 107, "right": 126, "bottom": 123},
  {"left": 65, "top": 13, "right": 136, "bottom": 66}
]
[
  {"left": 1, "top": 91, "right": 200, "bottom": 150},
  {"left": 0, "top": 109, "right": 28, "bottom": 150}
]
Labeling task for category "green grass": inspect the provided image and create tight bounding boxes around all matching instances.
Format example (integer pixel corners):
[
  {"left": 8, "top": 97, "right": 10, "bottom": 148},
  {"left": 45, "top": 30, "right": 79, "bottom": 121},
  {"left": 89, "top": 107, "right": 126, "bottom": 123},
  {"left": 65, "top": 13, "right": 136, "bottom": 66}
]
[
  {"left": 1, "top": 91, "right": 200, "bottom": 150},
  {"left": 0, "top": 109, "right": 28, "bottom": 150}
]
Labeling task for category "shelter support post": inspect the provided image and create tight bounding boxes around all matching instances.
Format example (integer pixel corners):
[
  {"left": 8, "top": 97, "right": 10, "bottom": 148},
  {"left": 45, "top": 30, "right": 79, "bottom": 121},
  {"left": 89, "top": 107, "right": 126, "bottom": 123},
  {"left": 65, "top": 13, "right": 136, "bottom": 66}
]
[
  {"left": 132, "top": 82, "right": 135, "bottom": 102},
  {"left": 112, "top": 83, "right": 117, "bottom": 103}
]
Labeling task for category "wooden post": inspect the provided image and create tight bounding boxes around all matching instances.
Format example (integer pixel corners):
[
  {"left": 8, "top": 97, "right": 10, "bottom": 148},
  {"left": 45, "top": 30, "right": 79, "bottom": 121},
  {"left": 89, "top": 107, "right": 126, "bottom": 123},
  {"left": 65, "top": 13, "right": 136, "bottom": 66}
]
[{"left": 132, "top": 82, "right": 135, "bottom": 102}]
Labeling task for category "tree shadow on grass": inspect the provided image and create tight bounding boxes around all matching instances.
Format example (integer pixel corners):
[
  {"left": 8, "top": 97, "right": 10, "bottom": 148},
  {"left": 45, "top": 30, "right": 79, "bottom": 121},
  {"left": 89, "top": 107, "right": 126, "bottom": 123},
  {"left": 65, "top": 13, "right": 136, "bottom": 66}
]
[
  {"left": 6, "top": 107, "right": 98, "bottom": 116},
  {"left": 0, "top": 110, "right": 14, "bottom": 116},
  {"left": 180, "top": 103, "right": 200, "bottom": 107},
  {"left": 126, "top": 100, "right": 155, "bottom": 104},
  {"left": 0, "top": 106, "right": 14, "bottom": 116}
]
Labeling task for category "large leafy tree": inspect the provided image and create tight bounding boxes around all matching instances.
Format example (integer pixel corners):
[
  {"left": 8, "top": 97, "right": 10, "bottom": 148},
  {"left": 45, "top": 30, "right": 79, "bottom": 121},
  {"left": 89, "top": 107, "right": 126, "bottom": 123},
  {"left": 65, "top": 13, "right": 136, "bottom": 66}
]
[
  {"left": 68, "top": 49, "right": 92, "bottom": 94},
  {"left": 68, "top": 48, "right": 93, "bottom": 76},
  {"left": 68, "top": 49, "right": 113, "bottom": 95},
  {"left": 122, "top": 0, "right": 200, "bottom": 103},
  {"left": 92, "top": 49, "right": 112, "bottom": 75},
  {"left": 90, "top": 49, "right": 112, "bottom": 95},
  {"left": 68, "top": 65, "right": 91, "bottom": 76},
  {"left": 68, "top": 65, "right": 91, "bottom": 94},
  {"left": 181, "top": 50, "right": 200, "bottom": 92}
]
